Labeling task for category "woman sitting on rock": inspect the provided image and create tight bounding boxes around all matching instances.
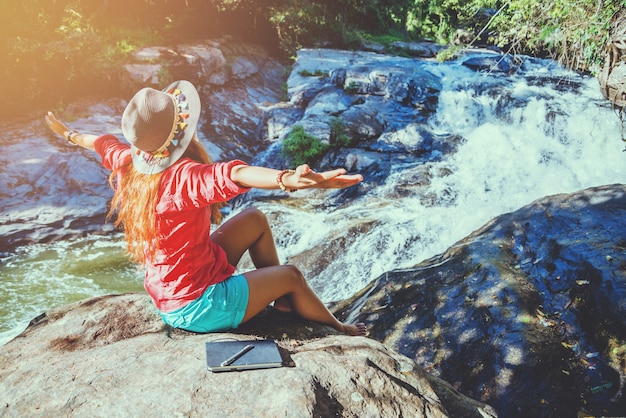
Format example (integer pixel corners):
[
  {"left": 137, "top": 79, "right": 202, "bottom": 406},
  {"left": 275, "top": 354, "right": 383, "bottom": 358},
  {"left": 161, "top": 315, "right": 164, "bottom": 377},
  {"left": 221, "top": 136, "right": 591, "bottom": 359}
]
[{"left": 45, "top": 80, "right": 366, "bottom": 337}]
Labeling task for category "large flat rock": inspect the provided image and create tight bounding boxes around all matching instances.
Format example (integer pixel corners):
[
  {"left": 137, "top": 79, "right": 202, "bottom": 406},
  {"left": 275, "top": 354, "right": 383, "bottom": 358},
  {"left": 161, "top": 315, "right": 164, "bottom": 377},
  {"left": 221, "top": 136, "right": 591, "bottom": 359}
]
[{"left": 0, "top": 293, "right": 495, "bottom": 418}]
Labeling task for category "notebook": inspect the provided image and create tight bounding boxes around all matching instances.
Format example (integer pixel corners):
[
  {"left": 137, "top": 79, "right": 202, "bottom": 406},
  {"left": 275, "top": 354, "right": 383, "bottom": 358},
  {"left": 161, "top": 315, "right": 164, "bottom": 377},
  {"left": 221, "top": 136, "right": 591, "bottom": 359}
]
[{"left": 205, "top": 339, "right": 283, "bottom": 372}]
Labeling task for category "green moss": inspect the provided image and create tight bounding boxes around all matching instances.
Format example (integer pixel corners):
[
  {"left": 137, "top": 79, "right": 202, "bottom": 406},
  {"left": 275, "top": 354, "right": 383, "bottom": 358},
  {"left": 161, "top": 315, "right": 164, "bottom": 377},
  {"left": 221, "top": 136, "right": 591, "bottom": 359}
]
[
  {"left": 344, "top": 81, "right": 360, "bottom": 94},
  {"left": 282, "top": 119, "right": 353, "bottom": 166},
  {"left": 282, "top": 125, "right": 330, "bottom": 167},
  {"left": 298, "top": 69, "right": 327, "bottom": 78},
  {"left": 330, "top": 117, "right": 351, "bottom": 147}
]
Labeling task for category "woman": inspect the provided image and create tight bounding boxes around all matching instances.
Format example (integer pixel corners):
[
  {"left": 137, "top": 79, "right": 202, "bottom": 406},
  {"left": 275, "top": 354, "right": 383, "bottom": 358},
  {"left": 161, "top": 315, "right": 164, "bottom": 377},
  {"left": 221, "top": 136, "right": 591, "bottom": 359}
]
[{"left": 45, "top": 80, "right": 366, "bottom": 336}]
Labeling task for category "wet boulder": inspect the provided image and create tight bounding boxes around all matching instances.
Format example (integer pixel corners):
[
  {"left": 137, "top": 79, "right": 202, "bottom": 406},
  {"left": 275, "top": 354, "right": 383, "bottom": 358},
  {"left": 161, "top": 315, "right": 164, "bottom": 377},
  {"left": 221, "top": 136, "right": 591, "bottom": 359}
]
[{"left": 334, "top": 184, "right": 626, "bottom": 417}]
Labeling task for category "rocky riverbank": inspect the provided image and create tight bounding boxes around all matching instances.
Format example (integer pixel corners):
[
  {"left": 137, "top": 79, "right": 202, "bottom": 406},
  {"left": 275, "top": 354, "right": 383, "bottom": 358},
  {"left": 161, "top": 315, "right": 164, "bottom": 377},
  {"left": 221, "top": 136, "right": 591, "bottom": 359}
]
[
  {"left": 2, "top": 34, "right": 625, "bottom": 417},
  {"left": 0, "top": 293, "right": 495, "bottom": 418}
]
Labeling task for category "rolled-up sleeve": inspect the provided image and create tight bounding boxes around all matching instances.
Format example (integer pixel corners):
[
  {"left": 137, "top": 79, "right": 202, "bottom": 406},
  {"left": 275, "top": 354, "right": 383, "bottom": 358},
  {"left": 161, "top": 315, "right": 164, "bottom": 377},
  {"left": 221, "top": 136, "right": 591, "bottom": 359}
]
[
  {"left": 157, "top": 159, "right": 250, "bottom": 213},
  {"left": 94, "top": 134, "right": 132, "bottom": 170}
]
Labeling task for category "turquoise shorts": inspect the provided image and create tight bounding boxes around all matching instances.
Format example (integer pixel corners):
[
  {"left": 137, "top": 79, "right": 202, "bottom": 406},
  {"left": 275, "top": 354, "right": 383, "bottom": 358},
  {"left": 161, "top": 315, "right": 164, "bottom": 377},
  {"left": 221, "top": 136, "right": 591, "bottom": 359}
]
[{"left": 159, "top": 274, "right": 249, "bottom": 333}]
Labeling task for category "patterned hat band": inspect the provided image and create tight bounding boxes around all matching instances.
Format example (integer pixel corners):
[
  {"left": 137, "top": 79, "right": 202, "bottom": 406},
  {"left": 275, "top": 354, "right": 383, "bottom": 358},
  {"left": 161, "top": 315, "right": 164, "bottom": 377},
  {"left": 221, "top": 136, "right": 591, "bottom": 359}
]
[
  {"left": 140, "top": 88, "right": 191, "bottom": 162},
  {"left": 123, "top": 80, "right": 201, "bottom": 174}
]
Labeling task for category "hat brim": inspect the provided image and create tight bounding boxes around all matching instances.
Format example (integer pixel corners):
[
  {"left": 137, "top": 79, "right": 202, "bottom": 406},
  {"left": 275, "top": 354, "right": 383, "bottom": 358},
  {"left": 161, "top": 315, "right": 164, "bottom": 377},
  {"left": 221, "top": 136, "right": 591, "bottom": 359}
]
[{"left": 130, "top": 80, "right": 201, "bottom": 175}]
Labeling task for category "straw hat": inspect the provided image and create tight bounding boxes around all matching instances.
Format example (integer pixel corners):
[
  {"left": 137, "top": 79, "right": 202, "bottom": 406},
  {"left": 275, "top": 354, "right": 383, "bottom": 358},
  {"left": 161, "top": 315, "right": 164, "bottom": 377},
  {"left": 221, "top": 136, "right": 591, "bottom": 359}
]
[{"left": 121, "top": 80, "right": 201, "bottom": 174}]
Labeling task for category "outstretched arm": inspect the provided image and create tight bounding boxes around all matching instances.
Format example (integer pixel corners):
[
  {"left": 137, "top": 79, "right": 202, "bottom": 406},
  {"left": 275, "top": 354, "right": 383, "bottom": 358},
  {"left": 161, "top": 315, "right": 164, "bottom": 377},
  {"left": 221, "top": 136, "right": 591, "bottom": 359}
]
[
  {"left": 44, "top": 112, "right": 99, "bottom": 150},
  {"left": 230, "top": 164, "right": 363, "bottom": 191}
]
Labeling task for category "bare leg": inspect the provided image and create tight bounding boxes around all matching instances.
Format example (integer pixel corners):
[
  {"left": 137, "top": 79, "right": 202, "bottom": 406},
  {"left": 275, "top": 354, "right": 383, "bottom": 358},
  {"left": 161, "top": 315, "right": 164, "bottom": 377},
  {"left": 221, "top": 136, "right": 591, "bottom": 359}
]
[
  {"left": 210, "top": 208, "right": 292, "bottom": 312},
  {"left": 211, "top": 208, "right": 365, "bottom": 335},
  {"left": 242, "top": 265, "right": 366, "bottom": 336},
  {"left": 211, "top": 207, "right": 280, "bottom": 268}
]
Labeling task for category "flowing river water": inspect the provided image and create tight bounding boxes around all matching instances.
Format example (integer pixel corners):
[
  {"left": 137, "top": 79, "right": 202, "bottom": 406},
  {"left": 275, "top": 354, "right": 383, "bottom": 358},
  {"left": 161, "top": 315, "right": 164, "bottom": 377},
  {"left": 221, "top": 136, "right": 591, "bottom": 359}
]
[{"left": 1, "top": 53, "right": 625, "bottom": 346}]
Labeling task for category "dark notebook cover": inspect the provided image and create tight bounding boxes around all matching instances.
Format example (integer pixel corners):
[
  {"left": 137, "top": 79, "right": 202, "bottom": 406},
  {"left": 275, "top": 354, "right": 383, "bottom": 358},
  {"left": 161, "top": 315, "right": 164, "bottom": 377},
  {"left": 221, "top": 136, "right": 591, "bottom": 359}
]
[{"left": 205, "top": 339, "right": 283, "bottom": 372}]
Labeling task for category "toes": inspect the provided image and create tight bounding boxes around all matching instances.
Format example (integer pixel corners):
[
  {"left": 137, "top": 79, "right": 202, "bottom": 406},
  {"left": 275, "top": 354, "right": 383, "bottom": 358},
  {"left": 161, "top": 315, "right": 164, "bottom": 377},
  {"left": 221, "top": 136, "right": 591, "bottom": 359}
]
[{"left": 343, "top": 322, "right": 367, "bottom": 336}]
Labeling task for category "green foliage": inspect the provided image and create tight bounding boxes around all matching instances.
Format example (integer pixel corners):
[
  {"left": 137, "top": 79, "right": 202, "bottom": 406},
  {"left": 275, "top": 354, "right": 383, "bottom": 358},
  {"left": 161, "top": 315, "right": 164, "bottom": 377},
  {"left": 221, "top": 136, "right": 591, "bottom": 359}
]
[
  {"left": 0, "top": 0, "right": 214, "bottom": 119},
  {"left": 1, "top": 2, "right": 160, "bottom": 118},
  {"left": 280, "top": 82, "right": 290, "bottom": 102},
  {"left": 488, "top": 0, "right": 622, "bottom": 73},
  {"left": 330, "top": 117, "right": 352, "bottom": 147},
  {"left": 436, "top": 44, "right": 464, "bottom": 62},
  {"left": 404, "top": 0, "right": 495, "bottom": 43},
  {"left": 298, "top": 69, "right": 327, "bottom": 77},
  {"left": 267, "top": 0, "right": 407, "bottom": 53},
  {"left": 0, "top": 0, "right": 618, "bottom": 119},
  {"left": 399, "top": 0, "right": 619, "bottom": 74},
  {"left": 345, "top": 81, "right": 361, "bottom": 94},
  {"left": 282, "top": 119, "right": 352, "bottom": 166},
  {"left": 267, "top": 0, "right": 328, "bottom": 52},
  {"left": 360, "top": 32, "right": 415, "bottom": 48},
  {"left": 282, "top": 125, "right": 330, "bottom": 167}
]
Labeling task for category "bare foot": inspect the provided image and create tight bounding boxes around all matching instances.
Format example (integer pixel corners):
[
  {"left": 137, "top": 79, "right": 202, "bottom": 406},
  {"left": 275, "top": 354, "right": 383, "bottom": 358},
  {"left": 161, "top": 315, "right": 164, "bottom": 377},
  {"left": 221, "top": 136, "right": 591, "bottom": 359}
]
[{"left": 341, "top": 322, "right": 367, "bottom": 336}]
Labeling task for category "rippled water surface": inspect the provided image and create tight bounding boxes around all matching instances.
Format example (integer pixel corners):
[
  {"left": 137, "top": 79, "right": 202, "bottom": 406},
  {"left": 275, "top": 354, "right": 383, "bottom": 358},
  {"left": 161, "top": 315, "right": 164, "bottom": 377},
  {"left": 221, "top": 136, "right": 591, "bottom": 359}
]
[{"left": 0, "top": 234, "right": 143, "bottom": 344}]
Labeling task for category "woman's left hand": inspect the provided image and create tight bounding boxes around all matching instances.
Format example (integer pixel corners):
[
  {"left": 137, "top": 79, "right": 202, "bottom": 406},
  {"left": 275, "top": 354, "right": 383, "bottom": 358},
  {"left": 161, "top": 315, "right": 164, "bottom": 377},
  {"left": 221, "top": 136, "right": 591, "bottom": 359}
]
[{"left": 289, "top": 164, "right": 363, "bottom": 190}]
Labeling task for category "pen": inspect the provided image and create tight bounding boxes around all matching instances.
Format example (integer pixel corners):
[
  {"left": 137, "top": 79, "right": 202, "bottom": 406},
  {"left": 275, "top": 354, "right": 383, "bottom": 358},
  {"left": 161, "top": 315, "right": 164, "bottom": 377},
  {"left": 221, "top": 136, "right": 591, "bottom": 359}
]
[{"left": 220, "top": 344, "right": 254, "bottom": 367}]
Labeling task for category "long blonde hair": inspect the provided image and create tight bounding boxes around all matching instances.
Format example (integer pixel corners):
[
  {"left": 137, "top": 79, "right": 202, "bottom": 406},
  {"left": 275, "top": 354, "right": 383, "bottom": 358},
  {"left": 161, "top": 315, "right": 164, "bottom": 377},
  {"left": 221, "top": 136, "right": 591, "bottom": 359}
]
[{"left": 107, "top": 136, "right": 224, "bottom": 264}]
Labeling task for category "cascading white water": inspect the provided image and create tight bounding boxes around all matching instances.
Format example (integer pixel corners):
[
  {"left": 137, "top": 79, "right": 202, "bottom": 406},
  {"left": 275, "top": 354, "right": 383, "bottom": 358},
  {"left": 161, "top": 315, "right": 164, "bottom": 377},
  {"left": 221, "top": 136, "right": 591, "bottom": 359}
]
[
  {"left": 1, "top": 54, "right": 625, "bottom": 345},
  {"left": 251, "top": 57, "right": 626, "bottom": 302}
]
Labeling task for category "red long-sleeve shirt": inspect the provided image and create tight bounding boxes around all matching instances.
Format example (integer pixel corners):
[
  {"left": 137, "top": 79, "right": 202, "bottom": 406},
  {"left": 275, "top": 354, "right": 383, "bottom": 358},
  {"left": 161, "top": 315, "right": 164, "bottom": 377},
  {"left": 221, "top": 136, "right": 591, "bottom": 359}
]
[{"left": 95, "top": 135, "right": 250, "bottom": 312}]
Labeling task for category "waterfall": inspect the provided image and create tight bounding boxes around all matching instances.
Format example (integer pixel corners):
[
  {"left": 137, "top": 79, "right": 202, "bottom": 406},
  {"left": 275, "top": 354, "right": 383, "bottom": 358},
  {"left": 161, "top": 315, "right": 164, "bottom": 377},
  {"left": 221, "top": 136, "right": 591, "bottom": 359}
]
[
  {"left": 1, "top": 54, "right": 625, "bottom": 345},
  {"left": 244, "top": 56, "right": 625, "bottom": 302}
]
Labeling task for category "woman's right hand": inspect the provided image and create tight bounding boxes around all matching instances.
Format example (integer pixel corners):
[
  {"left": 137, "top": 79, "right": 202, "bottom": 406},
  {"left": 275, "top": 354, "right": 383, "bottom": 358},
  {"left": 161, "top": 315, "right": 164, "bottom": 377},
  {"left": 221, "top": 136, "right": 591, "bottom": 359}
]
[
  {"left": 44, "top": 111, "right": 72, "bottom": 140},
  {"left": 44, "top": 111, "right": 98, "bottom": 150}
]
